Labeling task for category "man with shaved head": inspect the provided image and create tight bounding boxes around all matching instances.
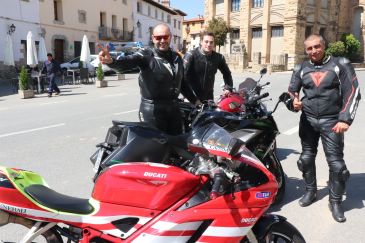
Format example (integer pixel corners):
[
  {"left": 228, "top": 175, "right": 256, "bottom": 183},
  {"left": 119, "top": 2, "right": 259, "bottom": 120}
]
[
  {"left": 287, "top": 34, "right": 361, "bottom": 222},
  {"left": 99, "top": 24, "right": 198, "bottom": 135}
]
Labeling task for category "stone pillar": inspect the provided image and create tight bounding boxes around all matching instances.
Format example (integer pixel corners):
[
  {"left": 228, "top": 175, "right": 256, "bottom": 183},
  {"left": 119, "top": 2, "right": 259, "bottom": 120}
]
[
  {"left": 283, "top": 0, "right": 305, "bottom": 69},
  {"left": 261, "top": 0, "right": 271, "bottom": 64},
  {"left": 205, "top": 0, "right": 214, "bottom": 22},
  {"left": 241, "top": 0, "right": 251, "bottom": 62},
  {"left": 224, "top": 0, "right": 230, "bottom": 25}
]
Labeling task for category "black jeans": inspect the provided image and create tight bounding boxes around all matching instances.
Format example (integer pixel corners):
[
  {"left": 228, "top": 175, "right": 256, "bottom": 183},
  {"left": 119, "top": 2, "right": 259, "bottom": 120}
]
[
  {"left": 298, "top": 114, "right": 349, "bottom": 201},
  {"left": 139, "top": 100, "right": 183, "bottom": 135}
]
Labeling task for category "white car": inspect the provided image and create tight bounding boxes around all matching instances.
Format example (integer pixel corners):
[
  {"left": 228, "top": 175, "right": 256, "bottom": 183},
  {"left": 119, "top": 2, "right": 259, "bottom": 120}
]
[
  {"left": 60, "top": 56, "right": 97, "bottom": 72},
  {"left": 89, "top": 55, "right": 114, "bottom": 74}
]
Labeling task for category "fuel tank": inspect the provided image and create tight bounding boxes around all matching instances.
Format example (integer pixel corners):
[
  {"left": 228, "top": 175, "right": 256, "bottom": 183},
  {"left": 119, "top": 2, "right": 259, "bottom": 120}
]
[
  {"left": 217, "top": 94, "right": 245, "bottom": 113},
  {"left": 92, "top": 163, "right": 200, "bottom": 210}
]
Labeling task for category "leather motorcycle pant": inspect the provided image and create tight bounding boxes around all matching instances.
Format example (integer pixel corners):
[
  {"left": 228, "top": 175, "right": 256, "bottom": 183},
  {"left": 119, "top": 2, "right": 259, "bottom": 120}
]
[
  {"left": 298, "top": 114, "right": 349, "bottom": 202},
  {"left": 139, "top": 99, "right": 183, "bottom": 136}
]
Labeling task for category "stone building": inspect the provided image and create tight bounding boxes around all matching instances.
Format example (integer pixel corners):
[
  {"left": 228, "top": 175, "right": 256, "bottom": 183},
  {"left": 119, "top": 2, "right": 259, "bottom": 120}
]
[
  {"left": 204, "top": 0, "right": 365, "bottom": 70},
  {"left": 182, "top": 16, "right": 205, "bottom": 52}
]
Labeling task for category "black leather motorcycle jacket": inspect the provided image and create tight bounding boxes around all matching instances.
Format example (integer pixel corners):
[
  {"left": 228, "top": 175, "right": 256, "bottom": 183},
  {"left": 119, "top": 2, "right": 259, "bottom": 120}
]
[
  {"left": 108, "top": 47, "right": 197, "bottom": 103},
  {"left": 289, "top": 56, "right": 361, "bottom": 125},
  {"left": 184, "top": 47, "right": 233, "bottom": 101}
]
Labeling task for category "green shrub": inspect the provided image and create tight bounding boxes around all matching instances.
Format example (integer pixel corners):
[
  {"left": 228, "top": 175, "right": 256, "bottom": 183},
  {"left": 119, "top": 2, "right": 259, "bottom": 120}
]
[
  {"left": 96, "top": 63, "right": 104, "bottom": 81},
  {"left": 326, "top": 41, "right": 346, "bottom": 57},
  {"left": 326, "top": 34, "right": 360, "bottom": 61},
  {"left": 341, "top": 33, "right": 361, "bottom": 61},
  {"left": 19, "top": 66, "right": 29, "bottom": 90}
]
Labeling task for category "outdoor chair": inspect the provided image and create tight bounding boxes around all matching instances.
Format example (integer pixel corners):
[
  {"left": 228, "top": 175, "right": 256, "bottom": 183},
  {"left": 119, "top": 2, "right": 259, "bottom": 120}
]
[{"left": 79, "top": 68, "right": 89, "bottom": 84}]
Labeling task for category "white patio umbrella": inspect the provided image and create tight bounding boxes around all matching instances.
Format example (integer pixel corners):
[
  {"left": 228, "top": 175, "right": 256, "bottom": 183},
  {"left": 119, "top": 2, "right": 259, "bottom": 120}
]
[
  {"left": 80, "top": 34, "right": 91, "bottom": 68},
  {"left": 38, "top": 36, "right": 48, "bottom": 63},
  {"left": 26, "top": 31, "right": 38, "bottom": 67},
  {"left": 4, "top": 34, "right": 15, "bottom": 66}
]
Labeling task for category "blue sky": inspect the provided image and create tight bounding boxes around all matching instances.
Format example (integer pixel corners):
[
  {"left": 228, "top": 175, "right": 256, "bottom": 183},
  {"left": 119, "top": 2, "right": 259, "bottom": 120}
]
[{"left": 170, "top": 0, "right": 204, "bottom": 19}]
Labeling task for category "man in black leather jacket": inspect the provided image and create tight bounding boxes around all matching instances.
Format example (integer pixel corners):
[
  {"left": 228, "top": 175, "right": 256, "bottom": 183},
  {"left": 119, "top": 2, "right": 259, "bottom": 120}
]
[
  {"left": 99, "top": 24, "right": 197, "bottom": 135},
  {"left": 288, "top": 34, "right": 361, "bottom": 222},
  {"left": 183, "top": 31, "right": 233, "bottom": 101}
]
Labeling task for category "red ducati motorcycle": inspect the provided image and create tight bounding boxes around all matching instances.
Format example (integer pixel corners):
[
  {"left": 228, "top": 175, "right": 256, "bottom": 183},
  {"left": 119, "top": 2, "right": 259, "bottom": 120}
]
[{"left": 0, "top": 123, "right": 305, "bottom": 242}]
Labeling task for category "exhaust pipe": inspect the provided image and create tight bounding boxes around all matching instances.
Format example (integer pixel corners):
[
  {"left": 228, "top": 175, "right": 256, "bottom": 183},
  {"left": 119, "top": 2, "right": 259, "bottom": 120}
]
[{"left": 0, "top": 210, "right": 34, "bottom": 228}]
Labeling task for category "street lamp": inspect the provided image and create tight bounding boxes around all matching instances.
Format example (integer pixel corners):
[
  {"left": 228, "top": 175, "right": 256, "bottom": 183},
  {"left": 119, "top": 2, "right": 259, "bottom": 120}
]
[{"left": 7, "top": 24, "right": 16, "bottom": 35}]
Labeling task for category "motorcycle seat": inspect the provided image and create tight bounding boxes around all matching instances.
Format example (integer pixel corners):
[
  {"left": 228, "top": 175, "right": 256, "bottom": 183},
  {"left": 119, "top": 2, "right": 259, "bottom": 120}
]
[
  {"left": 112, "top": 120, "right": 157, "bottom": 129},
  {"left": 25, "top": 184, "right": 94, "bottom": 215}
]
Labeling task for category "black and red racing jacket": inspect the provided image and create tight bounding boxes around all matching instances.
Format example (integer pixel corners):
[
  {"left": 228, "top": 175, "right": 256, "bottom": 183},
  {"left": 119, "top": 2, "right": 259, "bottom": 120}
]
[{"left": 289, "top": 55, "right": 361, "bottom": 125}]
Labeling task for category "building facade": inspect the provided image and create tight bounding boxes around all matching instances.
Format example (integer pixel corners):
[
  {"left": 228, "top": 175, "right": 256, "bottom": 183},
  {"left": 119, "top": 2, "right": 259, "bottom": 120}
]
[
  {"left": 205, "top": 0, "right": 365, "bottom": 70},
  {"left": 0, "top": 0, "right": 41, "bottom": 66},
  {"left": 133, "top": 0, "right": 186, "bottom": 51},
  {"left": 39, "top": 0, "right": 133, "bottom": 62},
  {"left": 183, "top": 16, "right": 205, "bottom": 51}
]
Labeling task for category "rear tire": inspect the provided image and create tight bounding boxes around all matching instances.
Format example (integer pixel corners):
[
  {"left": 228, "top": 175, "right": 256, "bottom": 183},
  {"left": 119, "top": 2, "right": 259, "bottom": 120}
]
[{"left": 260, "top": 220, "right": 306, "bottom": 243}]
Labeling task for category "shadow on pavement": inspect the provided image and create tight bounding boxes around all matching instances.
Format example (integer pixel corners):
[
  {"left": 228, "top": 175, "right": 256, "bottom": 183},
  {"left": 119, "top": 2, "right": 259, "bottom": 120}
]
[
  {"left": 276, "top": 147, "right": 300, "bottom": 160},
  {"left": 344, "top": 173, "right": 365, "bottom": 211}
]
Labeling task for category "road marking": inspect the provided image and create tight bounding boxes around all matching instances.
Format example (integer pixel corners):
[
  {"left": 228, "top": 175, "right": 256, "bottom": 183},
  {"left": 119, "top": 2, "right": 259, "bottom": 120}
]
[
  {"left": 113, "top": 109, "right": 139, "bottom": 115},
  {"left": 0, "top": 123, "right": 65, "bottom": 138},
  {"left": 0, "top": 108, "right": 9, "bottom": 111},
  {"left": 40, "top": 100, "right": 69, "bottom": 105},
  {"left": 282, "top": 125, "right": 299, "bottom": 135},
  {"left": 102, "top": 93, "right": 127, "bottom": 98}
]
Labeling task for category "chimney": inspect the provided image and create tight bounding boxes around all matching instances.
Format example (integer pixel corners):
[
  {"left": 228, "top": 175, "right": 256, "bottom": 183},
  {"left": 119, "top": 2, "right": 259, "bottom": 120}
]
[{"left": 161, "top": 0, "right": 170, "bottom": 7}]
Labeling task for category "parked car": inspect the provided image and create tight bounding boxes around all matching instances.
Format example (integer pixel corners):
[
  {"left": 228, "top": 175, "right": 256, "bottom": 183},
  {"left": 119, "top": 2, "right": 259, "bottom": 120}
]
[
  {"left": 60, "top": 56, "right": 97, "bottom": 72},
  {"left": 89, "top": 55, "right": 115, "bottom": 75}
]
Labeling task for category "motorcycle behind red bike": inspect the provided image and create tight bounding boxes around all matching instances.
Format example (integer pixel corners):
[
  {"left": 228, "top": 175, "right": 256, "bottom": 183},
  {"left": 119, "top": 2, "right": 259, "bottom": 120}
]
[{"left": 0, "top": 123, "right": 305, "bottom": 243}]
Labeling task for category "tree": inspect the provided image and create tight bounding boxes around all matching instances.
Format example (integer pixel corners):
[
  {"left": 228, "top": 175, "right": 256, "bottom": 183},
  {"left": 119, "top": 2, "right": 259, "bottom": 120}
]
[{"left": 206, "top": 17, "right": 229, "bottom": 52}]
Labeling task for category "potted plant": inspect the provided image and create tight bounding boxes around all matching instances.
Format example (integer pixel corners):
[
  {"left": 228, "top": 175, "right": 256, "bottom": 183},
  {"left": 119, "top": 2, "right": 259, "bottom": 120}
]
[
  {"left": 18, "top": 66, "right": 35, "bottom": 99},
  {"left": 96, "top": 63, "right": 107, "bottom": 88}
]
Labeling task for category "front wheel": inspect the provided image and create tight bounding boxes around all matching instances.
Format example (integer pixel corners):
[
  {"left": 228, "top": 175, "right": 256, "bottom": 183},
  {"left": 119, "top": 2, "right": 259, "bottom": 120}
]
[{"left": 260, "top": 220, "right": 306, "bottom": 243}]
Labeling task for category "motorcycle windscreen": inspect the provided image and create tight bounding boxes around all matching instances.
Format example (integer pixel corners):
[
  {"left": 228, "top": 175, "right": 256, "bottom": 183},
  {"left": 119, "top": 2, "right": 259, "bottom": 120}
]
[{"left": 238, "top": 78, "right": 256, "bottom": 92}]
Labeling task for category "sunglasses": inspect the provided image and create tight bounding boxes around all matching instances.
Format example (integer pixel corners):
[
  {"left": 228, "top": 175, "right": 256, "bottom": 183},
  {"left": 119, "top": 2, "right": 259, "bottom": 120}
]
[{"left": 154, "top": 35, "right": 170, "bottom": 41}]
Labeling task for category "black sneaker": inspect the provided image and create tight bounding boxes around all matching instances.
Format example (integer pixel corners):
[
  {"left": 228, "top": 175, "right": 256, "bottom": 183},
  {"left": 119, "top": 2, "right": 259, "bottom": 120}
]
[
  {"left": 47, "top": 94, "right": 52, "bottom": 98},
  {"left": 55, "top": 92, "right": 60, "bottom": 95}
]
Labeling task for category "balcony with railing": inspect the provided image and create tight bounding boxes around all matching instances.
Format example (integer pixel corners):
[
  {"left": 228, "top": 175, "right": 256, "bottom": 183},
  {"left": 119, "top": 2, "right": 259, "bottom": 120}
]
[{"left": 98, "top": 26, "right": 133, "bottom": 41}]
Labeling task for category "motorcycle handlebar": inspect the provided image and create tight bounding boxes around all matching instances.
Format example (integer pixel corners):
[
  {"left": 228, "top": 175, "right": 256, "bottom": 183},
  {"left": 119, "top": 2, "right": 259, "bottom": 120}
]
[{"left": 247, "top": 92, "right": 269, "bottom": 105}]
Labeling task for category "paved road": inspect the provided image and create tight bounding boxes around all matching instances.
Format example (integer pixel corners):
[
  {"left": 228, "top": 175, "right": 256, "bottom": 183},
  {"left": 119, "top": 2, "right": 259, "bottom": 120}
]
[{"left": 0, "top": 71, "right": 364, "bottom": 242}]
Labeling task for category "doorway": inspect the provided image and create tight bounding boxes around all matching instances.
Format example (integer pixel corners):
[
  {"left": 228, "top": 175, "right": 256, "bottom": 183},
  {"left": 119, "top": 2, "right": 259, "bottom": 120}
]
[{"left": 54, "top": 39, "right": 65, "bottom": 62}]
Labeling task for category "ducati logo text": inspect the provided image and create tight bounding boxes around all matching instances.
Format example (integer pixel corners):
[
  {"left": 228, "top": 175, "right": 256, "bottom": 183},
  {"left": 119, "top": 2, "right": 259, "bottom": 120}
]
[
  {"left": 0, "top": 203, "right": 27, "bottom": 214},
  {"left": 144, "top": 172, "right": 167, "bottom": 179}
]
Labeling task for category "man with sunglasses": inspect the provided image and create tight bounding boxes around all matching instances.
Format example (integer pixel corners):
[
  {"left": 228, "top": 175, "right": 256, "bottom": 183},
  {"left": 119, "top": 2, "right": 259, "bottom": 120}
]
[
  {"left": 288, "top": 34, "right": 361, "bottom": 222},
  {"left": 183, "top": 31, "right": 233, "bottom": 102},
  {"left": 98, "top": 24, "right": 198, "bottom": 135}
]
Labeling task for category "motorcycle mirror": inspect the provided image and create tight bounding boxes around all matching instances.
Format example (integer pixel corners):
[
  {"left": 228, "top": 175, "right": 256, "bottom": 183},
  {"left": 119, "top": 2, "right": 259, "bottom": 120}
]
[
  {"left": 279, "top": 92, "right": 291, "bottom": 102},
  {"left": 260, "top": 68, "right": 267, "bottom": 75}
]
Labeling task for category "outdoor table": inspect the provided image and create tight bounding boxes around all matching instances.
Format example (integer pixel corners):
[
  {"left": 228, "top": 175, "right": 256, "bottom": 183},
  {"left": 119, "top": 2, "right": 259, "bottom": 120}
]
[{"left": 67, "top": 69, "right": 79, "bottom": 85}]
